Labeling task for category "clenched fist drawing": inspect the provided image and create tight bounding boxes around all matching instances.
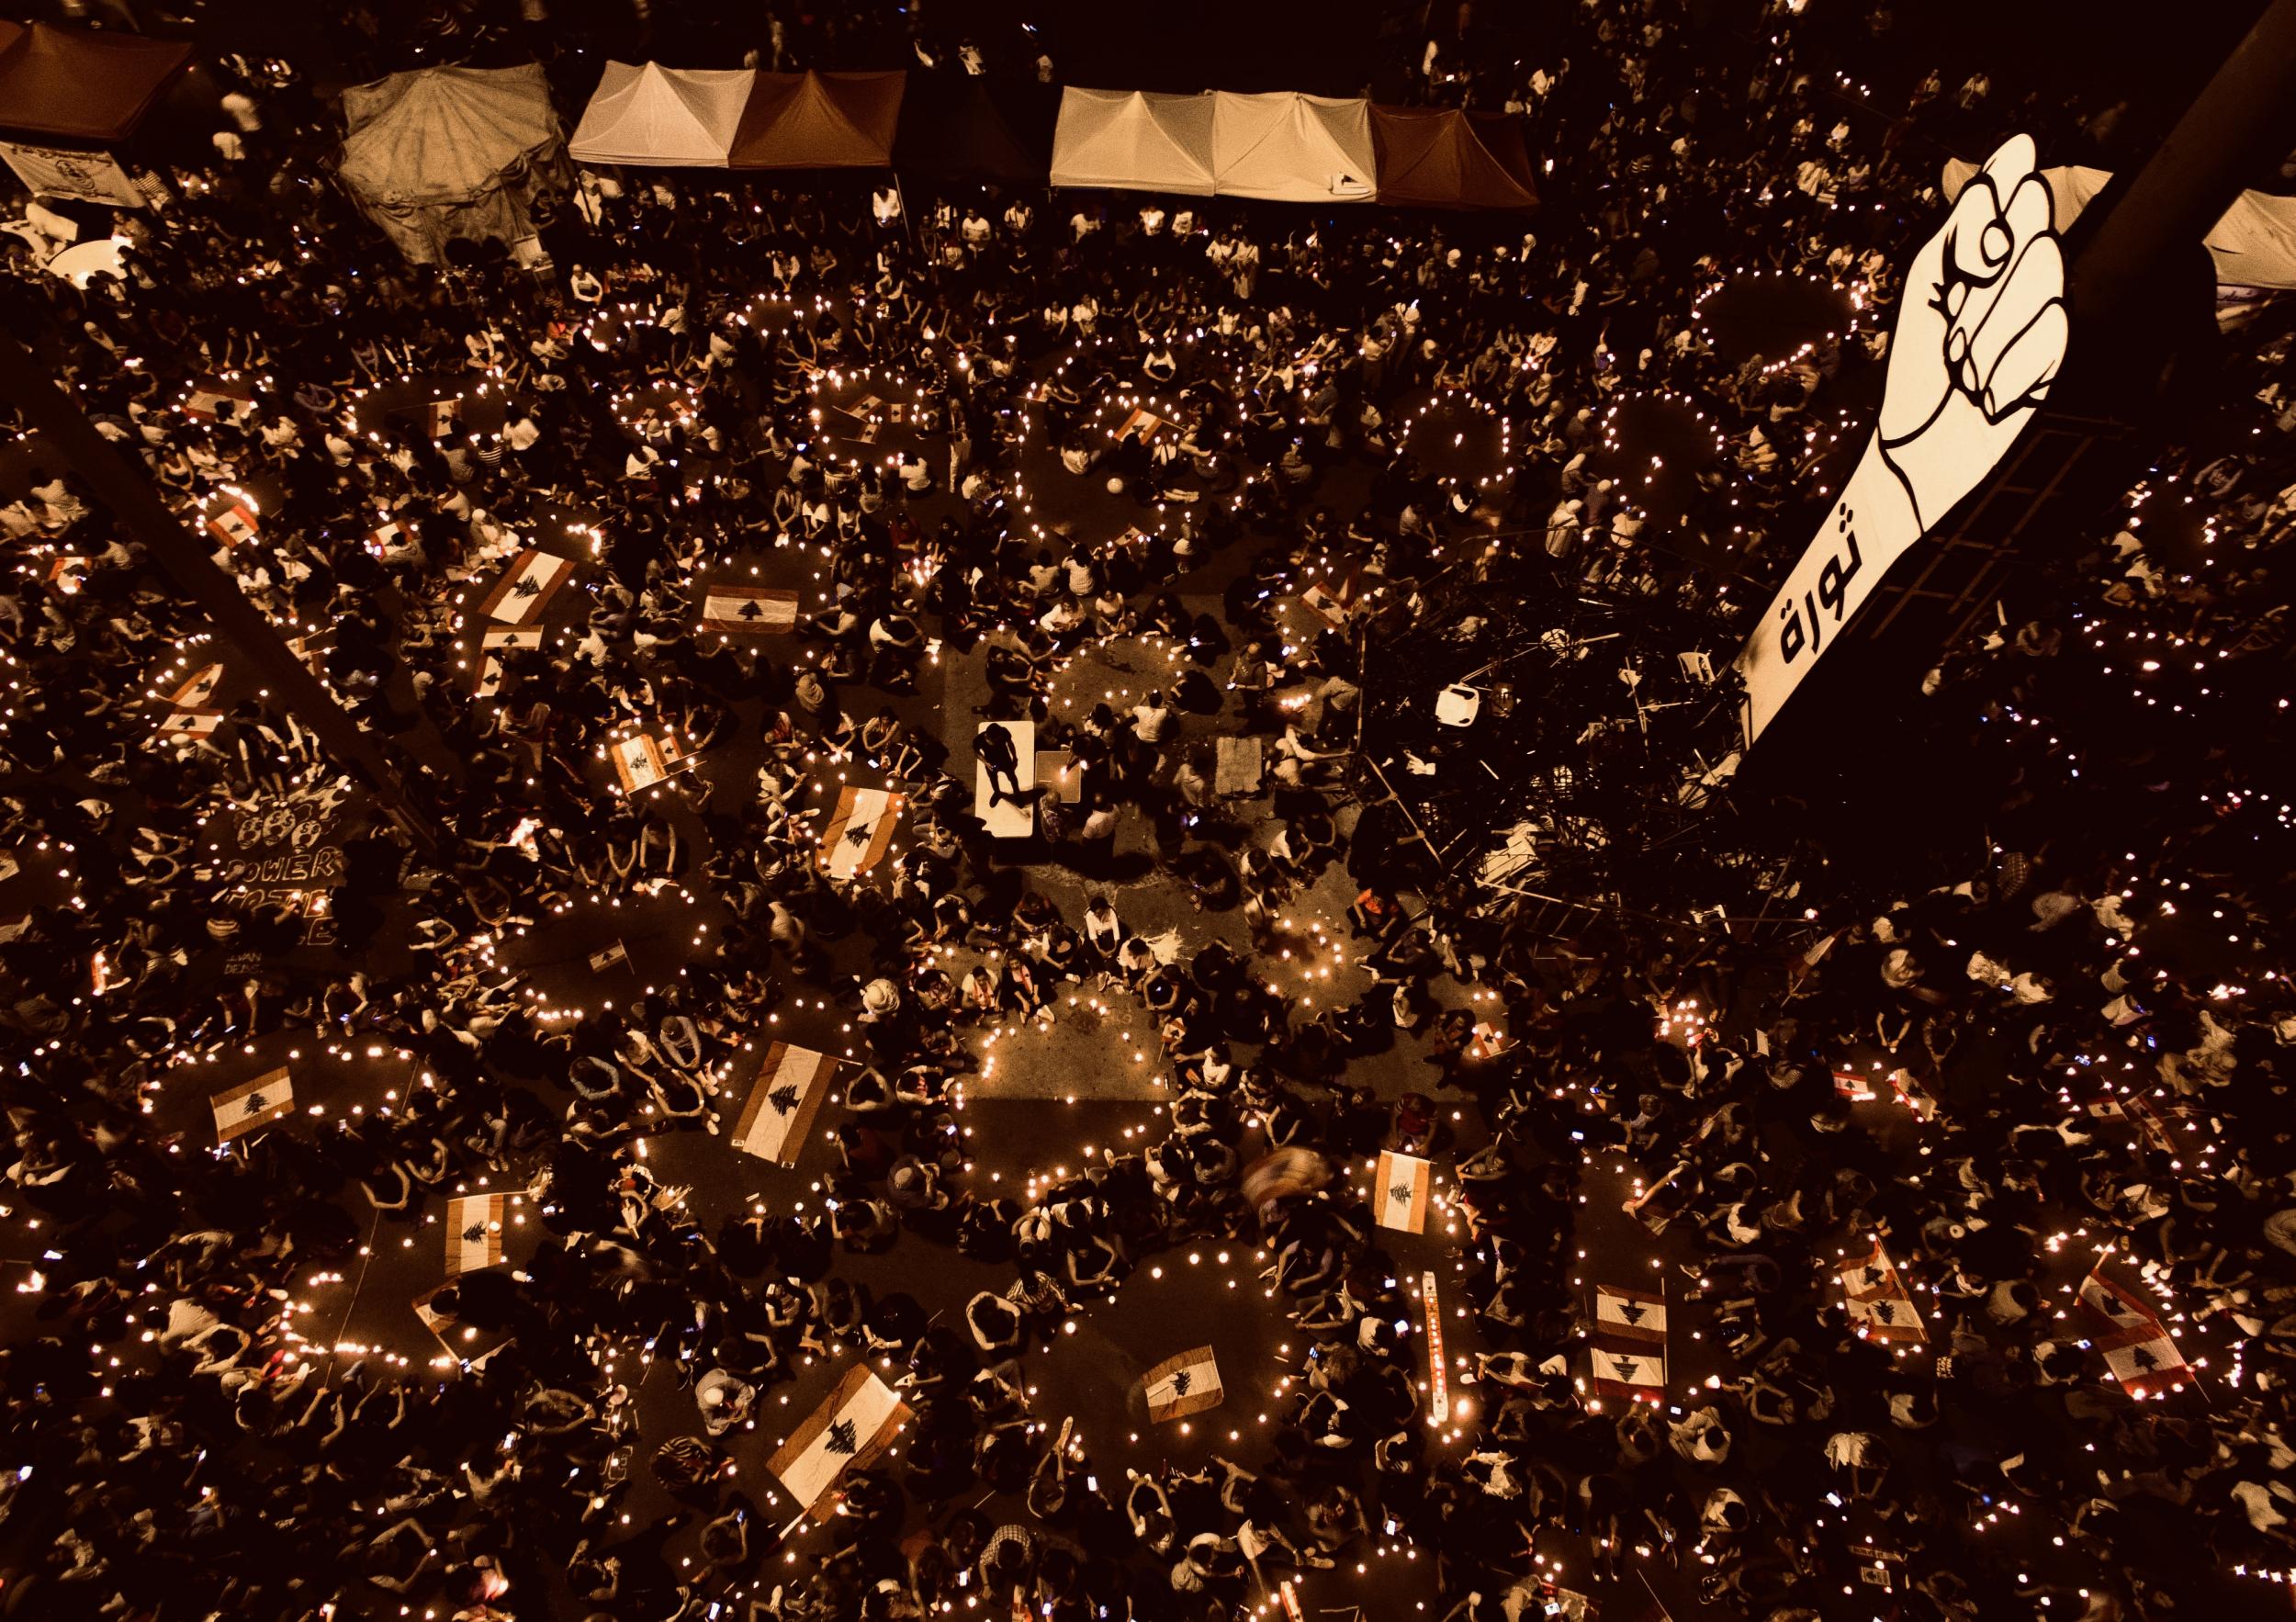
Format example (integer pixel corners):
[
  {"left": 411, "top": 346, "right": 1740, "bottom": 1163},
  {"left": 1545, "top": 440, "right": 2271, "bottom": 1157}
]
[
  {"left": 1735, "top": 133, "right": 2067, "bottom": 743},
  {"left": 1874, "top": 133, "right": 2069, "bottom": 533}
]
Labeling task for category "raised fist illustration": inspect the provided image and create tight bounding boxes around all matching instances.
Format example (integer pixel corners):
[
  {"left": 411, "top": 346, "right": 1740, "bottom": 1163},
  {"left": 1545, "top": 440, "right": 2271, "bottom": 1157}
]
[{"left": 1874, "top": 133, "right": 2069, "bottom": 533}]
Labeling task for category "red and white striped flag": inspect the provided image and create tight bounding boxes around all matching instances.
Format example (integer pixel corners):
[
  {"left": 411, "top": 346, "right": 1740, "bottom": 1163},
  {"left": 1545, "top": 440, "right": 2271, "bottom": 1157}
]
[
  {"left": 1299, "top": 566, "right": 1358, "bottom": 630},
  {"left": 767, "top": 1364, "right": 910, "bottom": 1519},
  {"left": 285, "top": 630, "right": 332, "bottom": 677},
  {"left": 152, "top": 709, "right": 224, "bottom": 743},
  {"left": 1842, "top": 1238, "right": 1926, "bottom": 1345},
  {"left": 212, "top": 1068, "right": 295, "bottom": 1144},
  {"left": 1372, "top": 1149, "right": 1431, "bottom": 1233},
  {"left": 425, "top": 398, "right": 461, "bottom": 438},
  {"left": 445, "top": 1193, "right": 507, "bottom": 1276},
  {"left": 731, "top": 1042, "right": 836, "bottom": 1166},
  {"left": 1115, "top": 405, "right": 1165, "bottom": 443},
  {"left": 611, "top": 732, "right": 695, "bottom": 794},
  {"left": 701, "top": 585, "right": 800, "bottom": 635},
  {"left": 165, "top": 663, "right": 226, "bottom": 709},
  {"left": 1142, "top": 1346, "right": 1223, "bottom": 1423},
  {"left": 2077, "top": 1266, "right": 2189, "bottom": 1398},
  {"left": 1590, "top": 1283, "right": 1666, "bottom": 1404},
  {"left": 206, "top": 501, "right": 259, "bottom": 547},
  {"left": 818, "top": 786, "right": 901, "bottom": 881},
  {"left": 474, "top": 626, "right": 543, "bottom": 698},
  {"left": 477, "top": 548, "right": 575, "bottom": 625},
  {"left": 183, "top": 381, "right": 255, "bottom": 422}
]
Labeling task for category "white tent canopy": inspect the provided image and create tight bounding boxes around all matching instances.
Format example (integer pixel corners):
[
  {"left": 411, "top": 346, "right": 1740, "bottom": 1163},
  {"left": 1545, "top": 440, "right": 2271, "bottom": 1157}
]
[
  {"left": 1209, "top": 92, "right": 1374, "bottom": 202},
  {"left": 1053, "top": 88, "right": 1379, "bottom": 201},
  {"left": 1051, "top": 88, "right": 1217, "bottom": 196},
  {"left": 1944, "top": 156, "right": 2296, "bottom": 290},
  {"left": 569, "top": 61, "right": 754, "bottom": 167}
]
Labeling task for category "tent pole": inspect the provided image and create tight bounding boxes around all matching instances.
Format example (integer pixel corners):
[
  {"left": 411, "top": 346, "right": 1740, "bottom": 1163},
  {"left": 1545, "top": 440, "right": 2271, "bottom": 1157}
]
[{"left": 0, "top": 333, "right": 440, "bottom": 850}]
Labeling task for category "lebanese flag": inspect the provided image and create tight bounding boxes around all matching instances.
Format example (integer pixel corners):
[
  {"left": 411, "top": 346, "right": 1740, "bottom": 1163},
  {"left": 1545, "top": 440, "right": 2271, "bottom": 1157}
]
[
  {"left": 731, "top": 1042, "right": 836, "bottom": 1166},
  {"left": 206, "top": 501, "right": 259, "bottom": 547},
  {"left": 1142, "top": 1346, "right": 1223, "bottom": 1423},
  {"left": 1372, "top": 1149, "right": 1431, "bottom": 1233},
  {"left": 165, "top": 663, "right": 226, "bottom": 709},
  {"left": 286, "top": 631, "right": 332, "bottom": 677},
  {"left": 611, "top": 732, "right": 694, "bottom": 794},
  {"left": 474, "top": 625, "right": 543, "bottom": 698},
  {"left": 1594, "top": 1283, "right": 1667, "bottom": 1344},
  {"left": 768, "top": 1364, "right": 910, "bottom": 1519},
  {"left": 1832, "top": 1068, "right": 1879, "bottom": 1101},
  {"left": 1299, "top": 566, "right": 1358, "bottom": 630},
  {"left": 425, "top": 398, "right": 461, "bottom": 438},
  {"left": 446, "top": 1193, "right": 507, "bottom": 1276},
  {"left": 1841, "top": 1239, "right": 1927, "bottom": 1345},
  {"left": 701, "top": 585, "right": 800, "bottom": 635},
  {"left": 184, "top": 381, "right": 255, "bottom": 422},
  {"left": 818, "top": 786, "right": 901, "bottom": 881},
  {"left": 1590, "top": 1283, "right": 1666, "bottom": 1404},
  {"left": 212, "top": 1068, "right": 295, "bottom": 1143},
  {"left": 47, "top": 556, "right": 89, "bottom": 592},
  {"left": 477, "top": 547, "right": 575, "bottom": 625},
  {"left": 153, "top": 709, "right": 224, "bottom": 742},
  {"left": 1115, "top": 405, "right": 1165, "bottom": 444},
  {"left": 1589, "top": 1344, "right": 1666, "bottom": 1404},
  {"left": 2077, "top": 1267, "right": 2189, "bottom": 1397}
]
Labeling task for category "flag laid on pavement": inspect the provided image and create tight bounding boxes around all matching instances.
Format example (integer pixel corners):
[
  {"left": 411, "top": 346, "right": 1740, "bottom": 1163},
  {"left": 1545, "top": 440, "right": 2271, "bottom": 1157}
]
[
  {"left": 474, "top": 625, "right": 543, "bottom": 698},
  {"left": 286, "top": 630, "right": 332, "bottom": 678},
  {"left": 206, "top": 500, "right": 260, "bottom": 547},
  {"left": 1115, "top": 405, "right": 1165, "bottom": 444},
  {"left": 731, "top": 1042, "right": 836, "bottom": 1166},
  {"left": 818, "top": 786, "right": 901, "bottom": 881},
  {"left": 477, "top": 547, "right": 575, "bottom": 625},
  {"left": 767, "top": 1363, "right": 911, "bottom": 1518},
  {"left": 212, "top": 1068, "right": 295, "bottom": 1143},
  {"left": 183, "top": 381, "right": 255, "bottom": 422},
  {"left": 1589, "top": 1345, "right": 1666, "bottom": 1405},
  {"left": 165, "top": 663, "right": 226, "bottom": 709},
  {"left": 412, "top": 1281, "right": 517, "bottom": 1369},
  {"left": 700, "top": 585, "right": 800, "bottom": 635},
  {"left": 425, "top": 398, "right": 461, "bottom": 438},
  {"left": 610, "top": 731, "right": 694, "bottom": 794},
  {"left": 588, "top": 941, "right": 629, "bottom": 973},
  {"left": 1842, "top": 1238, "right": 1927, "bottom": 1345},
  {"left": 1590, "top": 1283, "right": 1667, "bottom": 1404},
  {"left": 445, "top": 1193, "right": 507, "bottom": 1276},
  {"left": 153, "top": 709, "right": 224, "bottom": 742},
  {"left": 1299, "top": 570, "right": 1356, "bottom": 630},
  {"left": 1832, "top": 1068, "right": 1879, "bottom": 1101},
  {"left": 1372, "top": 1149, "right": 1431, "bottom": 1233},
  {"left": 2077, "top": 1266, "right": 2189, "bottom": 1397},
  {"left": 1595, "top": 1283, "right": 1667, "bottom": 1344},
  {"left": 1142, "top": 1346, "right": 1223, "bottom": 1423}
]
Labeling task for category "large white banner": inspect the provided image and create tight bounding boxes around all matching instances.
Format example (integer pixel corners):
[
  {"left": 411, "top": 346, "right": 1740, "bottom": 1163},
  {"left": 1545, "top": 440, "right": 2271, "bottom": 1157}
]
[
  {"left": 1737, "top": 135, "right": 2068, "bottom": 742},
  {"left": 0, "top": 142, "right": 148, "bottom": 208}
]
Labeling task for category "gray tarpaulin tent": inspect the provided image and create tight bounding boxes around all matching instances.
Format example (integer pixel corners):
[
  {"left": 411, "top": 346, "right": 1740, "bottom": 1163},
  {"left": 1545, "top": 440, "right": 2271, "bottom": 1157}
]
[{"left": 339, "top": 63, "right": 569, "bottom": 263}]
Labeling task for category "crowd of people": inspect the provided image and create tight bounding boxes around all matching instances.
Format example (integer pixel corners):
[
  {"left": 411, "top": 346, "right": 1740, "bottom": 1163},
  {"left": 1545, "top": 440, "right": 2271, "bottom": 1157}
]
[{"left": 4, "top": 2, "right": 2296, "bottom": 1620}]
